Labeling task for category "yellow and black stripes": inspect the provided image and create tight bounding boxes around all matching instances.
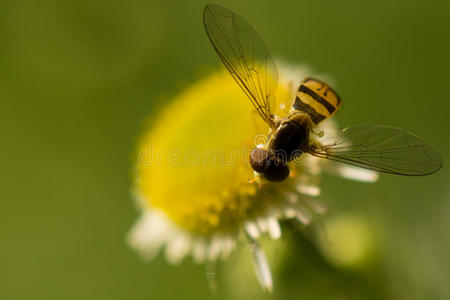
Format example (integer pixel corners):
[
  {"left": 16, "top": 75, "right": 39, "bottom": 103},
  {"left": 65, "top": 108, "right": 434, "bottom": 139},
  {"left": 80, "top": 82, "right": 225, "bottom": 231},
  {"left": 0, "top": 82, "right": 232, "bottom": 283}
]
[{"left": 293, "top": 77, "right": 342, "bottom": 124}]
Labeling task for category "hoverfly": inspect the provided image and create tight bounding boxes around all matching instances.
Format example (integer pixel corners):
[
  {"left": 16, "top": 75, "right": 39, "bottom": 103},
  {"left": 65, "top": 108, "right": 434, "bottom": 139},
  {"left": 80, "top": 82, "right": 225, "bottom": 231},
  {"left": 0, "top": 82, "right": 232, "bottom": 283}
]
[{"left": 203, "top": 3, "right": 442, "bottom": 182}]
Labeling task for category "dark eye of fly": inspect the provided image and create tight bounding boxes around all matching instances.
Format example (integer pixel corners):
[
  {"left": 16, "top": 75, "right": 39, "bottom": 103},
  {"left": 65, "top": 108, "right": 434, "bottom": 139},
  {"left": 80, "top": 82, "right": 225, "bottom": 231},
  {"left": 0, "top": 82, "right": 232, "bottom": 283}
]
[
  {"left": 249, "top": 148, "right": 270, "bottom": 173},
  {"left": 263, "top": 159, "right": 290, "bottom": 182},
  {"left": 250, "top": 148, "right": 290, "bottom": 182}
]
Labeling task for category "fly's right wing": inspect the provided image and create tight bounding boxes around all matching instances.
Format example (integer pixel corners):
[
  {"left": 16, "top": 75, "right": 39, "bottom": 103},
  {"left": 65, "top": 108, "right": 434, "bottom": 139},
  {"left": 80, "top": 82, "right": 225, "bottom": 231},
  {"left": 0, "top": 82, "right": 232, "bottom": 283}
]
[
  {"left": 203, "top": 3, "right": 279, "bottom": 128},
  {"left": 307, "top": 125, "right": 443, "bottom": 176}
]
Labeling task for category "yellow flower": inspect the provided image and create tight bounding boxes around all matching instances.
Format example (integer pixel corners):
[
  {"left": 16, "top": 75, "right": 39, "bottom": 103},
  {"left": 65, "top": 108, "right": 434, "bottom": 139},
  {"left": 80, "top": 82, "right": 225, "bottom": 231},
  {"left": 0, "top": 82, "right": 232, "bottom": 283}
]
[{"left": 127, "top": 63, "right": 379, "bottom": 292}]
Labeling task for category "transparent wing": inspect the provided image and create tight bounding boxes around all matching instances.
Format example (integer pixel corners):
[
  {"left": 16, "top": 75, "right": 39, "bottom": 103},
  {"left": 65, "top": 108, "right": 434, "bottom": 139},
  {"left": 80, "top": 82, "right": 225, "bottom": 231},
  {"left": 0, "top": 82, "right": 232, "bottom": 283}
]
[
  {"left": 307, "top": 125, "right": 443, "bottom": 176},
  {"left": 203, "top": 3, "right": 278, "bottom": 127}
]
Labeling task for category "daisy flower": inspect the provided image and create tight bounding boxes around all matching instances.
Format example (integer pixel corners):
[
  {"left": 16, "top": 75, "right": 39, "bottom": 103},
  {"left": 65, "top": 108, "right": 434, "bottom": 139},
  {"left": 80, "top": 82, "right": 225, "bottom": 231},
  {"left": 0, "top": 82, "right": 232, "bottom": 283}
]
[{"left": 127, "top": 63, "right": 378, "bottom": 292}]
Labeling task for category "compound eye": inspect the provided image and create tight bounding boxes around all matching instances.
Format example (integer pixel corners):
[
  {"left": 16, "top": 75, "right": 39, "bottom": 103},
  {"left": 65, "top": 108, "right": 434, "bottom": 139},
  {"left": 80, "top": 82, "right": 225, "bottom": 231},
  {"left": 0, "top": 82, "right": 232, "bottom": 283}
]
[
  {"left": 250, "top": 148, "right": 270, "bottom": 173},
  {"left": 263, "top": 159, "right": 290, "bottom": 182}
]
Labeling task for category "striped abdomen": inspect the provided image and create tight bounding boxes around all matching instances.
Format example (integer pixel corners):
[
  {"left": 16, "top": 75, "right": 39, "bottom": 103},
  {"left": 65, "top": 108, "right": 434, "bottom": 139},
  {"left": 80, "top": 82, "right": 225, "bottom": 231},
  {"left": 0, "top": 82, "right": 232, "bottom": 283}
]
[{"left": 293, "top": 77, "right": 342, "bottom": 124}]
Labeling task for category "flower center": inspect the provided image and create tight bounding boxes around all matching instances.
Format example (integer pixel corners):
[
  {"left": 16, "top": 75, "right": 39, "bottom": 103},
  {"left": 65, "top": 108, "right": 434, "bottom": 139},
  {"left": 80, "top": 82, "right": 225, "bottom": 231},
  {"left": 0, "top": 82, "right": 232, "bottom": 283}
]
[{"left": 135, "top": 71, "right": 291, "bottom": 234}]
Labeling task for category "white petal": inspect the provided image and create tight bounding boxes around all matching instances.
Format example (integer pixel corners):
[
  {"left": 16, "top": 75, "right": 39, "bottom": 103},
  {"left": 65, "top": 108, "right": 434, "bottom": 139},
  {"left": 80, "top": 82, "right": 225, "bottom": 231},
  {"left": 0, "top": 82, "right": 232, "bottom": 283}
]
[
  {"left": 335, "top": 165, "right": 379, "bottom": 182},
  {"left": 283, "top": 206, "right": 297, "bottom": 218},
  {"left": 295, "top": 205, "right": 312, "bottom": 225},
  {"left": 165, "top": 233, "right": 191, "bottom": 265},
  {"left": 296, "top": 184, "right": 321, "bottom": 196},
  {"left": 192, "top": 238, "right": 207, "bottom": 263},
  {"left": 249, "top": 241, "right": 273, "bottom": 293},
  {"left": 267, "top": 216, "right": 281, "bottom": 239},
  {"left": 302, "top": 156, "right": 322, "bottom": 175},
  {"left": 208, "top": 236, "right": 223, "bottom": 261},
  {"left": 256, "top": 217, "right": 268, "bottom": 233},
  {"left": 244, "top": 221, "right": 261, "bottom": 239},
  {"left": 220, "top": 236, "right": 236, "bottom": 260},
  {"left": 127, "top": 212, "right": 170, "bottom": 261}
]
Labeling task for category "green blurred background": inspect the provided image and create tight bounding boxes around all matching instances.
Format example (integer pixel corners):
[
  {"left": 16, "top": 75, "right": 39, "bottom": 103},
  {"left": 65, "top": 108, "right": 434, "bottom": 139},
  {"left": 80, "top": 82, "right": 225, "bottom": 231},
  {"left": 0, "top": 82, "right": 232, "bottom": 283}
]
[{"left": 1, "top": 0, "right": 449, "bottom": 299}]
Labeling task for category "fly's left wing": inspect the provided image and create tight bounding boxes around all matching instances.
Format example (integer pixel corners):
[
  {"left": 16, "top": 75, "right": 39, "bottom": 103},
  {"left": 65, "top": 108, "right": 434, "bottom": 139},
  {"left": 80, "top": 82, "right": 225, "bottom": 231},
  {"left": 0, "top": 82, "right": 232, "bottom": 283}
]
[
  {"left": 203, "top": 3, "right": 278, "bottom": 128},
  {"left": 307, "top": 125, "right": 442, "bottom": 176}
]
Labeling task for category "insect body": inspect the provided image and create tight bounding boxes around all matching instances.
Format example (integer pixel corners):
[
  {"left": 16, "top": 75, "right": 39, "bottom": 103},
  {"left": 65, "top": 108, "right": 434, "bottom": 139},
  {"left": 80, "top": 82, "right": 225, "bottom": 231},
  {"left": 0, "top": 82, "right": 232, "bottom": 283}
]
[
  {"left": 250, "top": 112, "right": 311, "bottom": 181},
  {"left": 203, "top": 3, "right": 442, "bottom": 182}
]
